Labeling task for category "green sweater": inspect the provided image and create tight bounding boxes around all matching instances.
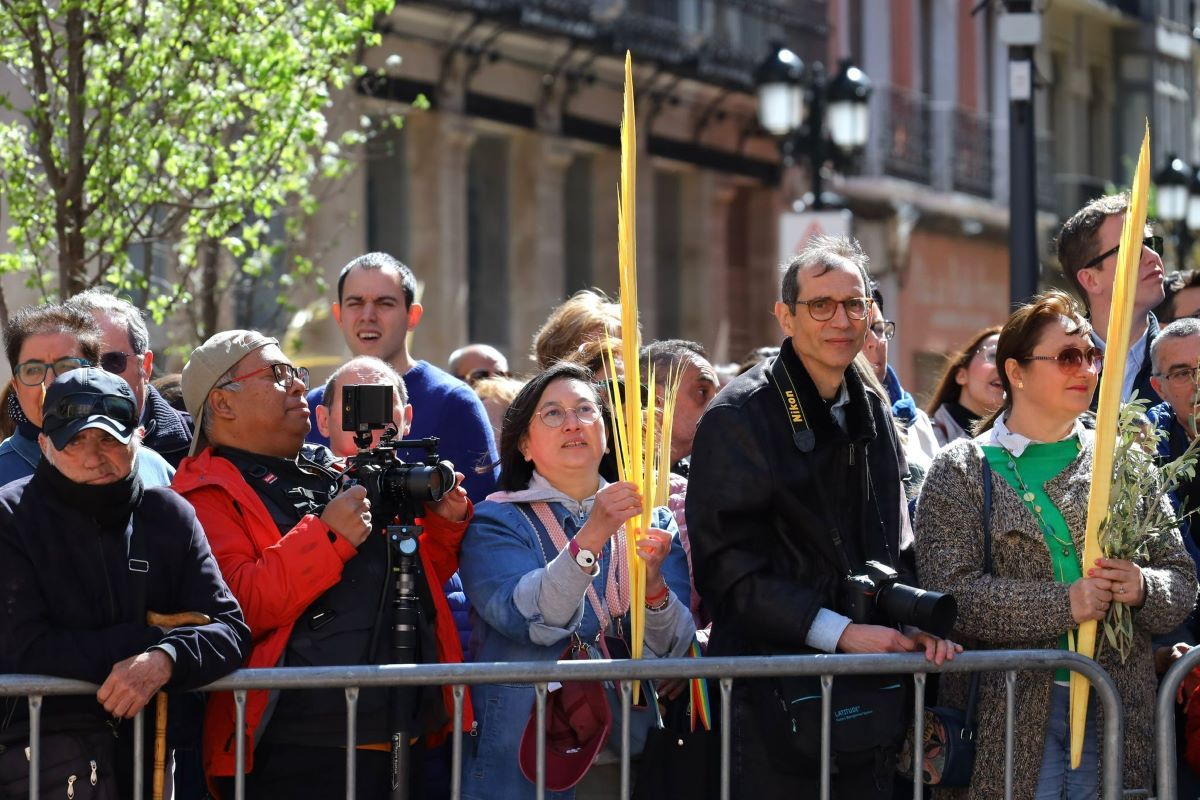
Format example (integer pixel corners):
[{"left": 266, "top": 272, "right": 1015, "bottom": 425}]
[{"left": 983, "top": 439, "right": 1082, "bottom": 680}]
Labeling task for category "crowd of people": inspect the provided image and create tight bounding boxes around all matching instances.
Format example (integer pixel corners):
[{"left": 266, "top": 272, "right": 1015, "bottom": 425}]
[{"left": 2, "top": 192, "right": 1200, "bottom": 800}]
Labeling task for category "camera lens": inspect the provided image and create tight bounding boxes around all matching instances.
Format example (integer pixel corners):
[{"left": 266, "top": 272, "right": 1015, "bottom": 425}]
[
  {"left": 875, "top": 583, "right": 957, "bottom": 638},
  {"left": 386, "top": 462, "right": 454, "bottom": 505}
]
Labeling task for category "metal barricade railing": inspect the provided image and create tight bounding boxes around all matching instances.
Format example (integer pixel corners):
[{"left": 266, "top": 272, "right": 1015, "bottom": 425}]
[
  {"left": 1156, "top": 643, "right": 1200, "bottom": 799},
  {"left": 0, "top": 649, "right": 1125, "bottom": 800}
]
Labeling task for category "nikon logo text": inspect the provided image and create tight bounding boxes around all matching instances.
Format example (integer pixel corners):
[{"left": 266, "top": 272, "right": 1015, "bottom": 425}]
[{"left": 784, "top": 390, "right": 804, "bottom": 425}]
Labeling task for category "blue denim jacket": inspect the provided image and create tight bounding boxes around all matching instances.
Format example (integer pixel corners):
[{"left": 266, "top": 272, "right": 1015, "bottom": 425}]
[{"left": 459, "top": 499, "right": 694, "bottom": 800}]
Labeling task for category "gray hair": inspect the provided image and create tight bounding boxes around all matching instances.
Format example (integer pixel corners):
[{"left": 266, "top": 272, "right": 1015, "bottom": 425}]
[
  {"left": 780, "top": 235, "right": 871, "bottom": 308},
  {"left": 1151, "top": 317, "right": 1200, "bottom": 374},
  {"left": 201, "top": 368, "right": 243, "bottom": 441},
  {"left": 66, "top": 288, "right": 151, "bottom": 354},
  {"left": 323, "top": 356, "right": 408, "bottom": 409}
]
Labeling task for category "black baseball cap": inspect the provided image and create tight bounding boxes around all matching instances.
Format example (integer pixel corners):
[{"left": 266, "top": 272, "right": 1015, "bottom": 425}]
[{"left": 41, "top": 367, "right": 139, "bottom": 450}]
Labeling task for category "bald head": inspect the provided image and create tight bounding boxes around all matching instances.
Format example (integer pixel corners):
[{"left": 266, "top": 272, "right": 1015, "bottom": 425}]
[{"left": 448, "top": 344, "right": 509, "bottom": 383}]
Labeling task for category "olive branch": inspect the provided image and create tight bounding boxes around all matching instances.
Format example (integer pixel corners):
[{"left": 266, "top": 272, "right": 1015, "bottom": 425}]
[{"left": 1097, "top": 394, "right": 1200, "bottom": 662}]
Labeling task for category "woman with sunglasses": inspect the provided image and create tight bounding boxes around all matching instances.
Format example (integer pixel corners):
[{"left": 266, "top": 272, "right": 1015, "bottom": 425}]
[
  {"left": 915, "top": 290, "right": 1197, "bottom": 799},
  {"left": 924, "top": 325, "right": 1005, "bottom": 447},
  {"left": 458, "top": 362, "right": 694, "bottom": 799},
  {"left": 0, "top": 303, "right": 174, "bottom": 488}
]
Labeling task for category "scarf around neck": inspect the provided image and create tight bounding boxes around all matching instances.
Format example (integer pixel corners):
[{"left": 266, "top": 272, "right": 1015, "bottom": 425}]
[{"left": 35, "top": 456, "right": 143, "bottom": 530}]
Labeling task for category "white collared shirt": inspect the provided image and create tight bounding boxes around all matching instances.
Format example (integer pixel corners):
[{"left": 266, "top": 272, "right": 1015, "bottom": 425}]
[{"left": 973, "top": 412, "right": 1086, "bottom": 458}]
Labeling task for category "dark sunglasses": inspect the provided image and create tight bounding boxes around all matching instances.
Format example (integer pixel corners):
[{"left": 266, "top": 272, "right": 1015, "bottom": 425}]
[
  {"left": 53, "top": 393, "right": 137, "bottom": 425},
  {"left": 99, "top": 351, "right": 139, "bottom": 374},
  {"left": 1081, "top": 236, "right": 1164, "bottom": 270},
  {"left": 1022, "top": 346, "right": 1103, "bottom": 372}
]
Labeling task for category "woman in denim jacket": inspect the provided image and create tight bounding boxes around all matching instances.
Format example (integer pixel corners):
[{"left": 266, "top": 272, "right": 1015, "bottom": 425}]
[{"left": 459, "top": 362, "right": 695, "bottom": 800}]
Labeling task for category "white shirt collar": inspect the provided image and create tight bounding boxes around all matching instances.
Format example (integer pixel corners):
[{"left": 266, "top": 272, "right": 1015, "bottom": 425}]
[{"left": 973, "top": 411, "right": 1085, "bottom": 458}]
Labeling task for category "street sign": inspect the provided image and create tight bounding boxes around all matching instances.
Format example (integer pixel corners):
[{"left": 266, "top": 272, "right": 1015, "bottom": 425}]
[{"left": 778, "top": 209, "right": 852, "bottom": 264}]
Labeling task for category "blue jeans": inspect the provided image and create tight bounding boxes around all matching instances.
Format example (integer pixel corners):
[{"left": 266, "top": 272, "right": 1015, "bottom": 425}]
[{"left": 1033, "top": 683, "right": 1100, "bottom": 800}]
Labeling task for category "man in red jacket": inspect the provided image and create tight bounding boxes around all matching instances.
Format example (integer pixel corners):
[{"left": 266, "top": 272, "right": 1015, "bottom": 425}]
[{"left": 173, "top": 331, "right": 471, "bottom": 799}]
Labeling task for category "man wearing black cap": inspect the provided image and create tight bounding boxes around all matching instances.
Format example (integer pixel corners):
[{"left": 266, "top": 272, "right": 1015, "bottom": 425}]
[{"left": 0, "top": 367, "right": 248, "bottom": 797}]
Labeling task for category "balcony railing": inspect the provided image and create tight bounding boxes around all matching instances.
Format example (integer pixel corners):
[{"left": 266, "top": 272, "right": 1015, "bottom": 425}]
[
  {"left": 952, "top": 109, "right": 993, "bottom": 198},
  {"left": 881, "top": 87, "right": 931, "bottom": 185},
  {"left": 407, "top": 0, "right": 828, "bottom": 90}
]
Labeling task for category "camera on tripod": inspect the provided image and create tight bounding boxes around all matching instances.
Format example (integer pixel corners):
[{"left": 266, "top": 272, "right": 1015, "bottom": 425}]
[
  {"left": 839, "top": 560, "right": 957, "bottom": 637},
  {"left": 340, "top": 383, "right": 455, "bottom": 525}
]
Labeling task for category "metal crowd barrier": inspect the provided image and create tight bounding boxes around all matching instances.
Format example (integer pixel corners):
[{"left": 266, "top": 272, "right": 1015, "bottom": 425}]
[
  {"left": 1155, "top": 643, "right": 1200, "bottom": 799},
  {"left": 0, "top": 649, "right": 1125, "bottom": 800}
]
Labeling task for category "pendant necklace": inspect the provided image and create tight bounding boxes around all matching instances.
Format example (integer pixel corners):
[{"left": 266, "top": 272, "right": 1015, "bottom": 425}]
[{"left": 999, "top": 445, "right": 1075, "bottom": 575}]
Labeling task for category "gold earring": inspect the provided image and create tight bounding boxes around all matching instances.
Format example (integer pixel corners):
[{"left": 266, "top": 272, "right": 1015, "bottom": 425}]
[{"left": 1017, "top": 381, "right": 1024, "bottom": 390}]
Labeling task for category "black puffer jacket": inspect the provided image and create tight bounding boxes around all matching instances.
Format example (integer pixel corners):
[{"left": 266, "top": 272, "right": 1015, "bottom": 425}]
[{"left": 685, "top": 339, "right": 910, "bottom": 660}]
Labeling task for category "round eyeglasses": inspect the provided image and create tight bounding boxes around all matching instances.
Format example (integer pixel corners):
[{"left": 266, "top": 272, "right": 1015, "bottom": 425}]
[
  {"left": 535, "top": 402, "right": 600, "bottom": 428},
  {"left": 792, "top": 297, "right": 873, "bottom": 321},
  {"left": 14, "top": 357, "right": 92, "bottom": 386}
]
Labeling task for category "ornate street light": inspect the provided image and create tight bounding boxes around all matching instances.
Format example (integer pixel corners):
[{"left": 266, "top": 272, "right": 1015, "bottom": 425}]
[
  {"left": 1156, "top": 154, "right": 1193, "bottom": 269},
  {"left": 826, "top": 59, "right": 872, "bottom": 151},
  {"left": 756, "top": 45, "right": 872, "bottom": 210},
  {"left": 1155, "top": 154, "right": 1190, "bottom": 225},
  {"left": 754, "top": 45, "right": 805, "bottom": 136}
]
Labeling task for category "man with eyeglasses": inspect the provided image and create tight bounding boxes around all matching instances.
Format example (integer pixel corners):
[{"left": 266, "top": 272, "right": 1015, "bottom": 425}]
[
  {"left": 1058, "top": 193, "right": 1167, "bottom": 407},
  {"left": 0, "top": 366, "right": 248, "bottom": 798},
  {"left": 1146, "top": 319, "right": 1200, "bottom": 571},
  {"left": 66, "top": 289, "right": 194, "bottom": 468},
  {"left": 447, "top": 343, "right": 511, "bottom": 385},
  {"left": 686, "top": 235, "right": 958, "bottom": 799},
  {"left": 0, "top": 302, "right": 174, "bottom": 488},
  {"left": 173, "top": 331, "right": 471, "bottom": 797}
]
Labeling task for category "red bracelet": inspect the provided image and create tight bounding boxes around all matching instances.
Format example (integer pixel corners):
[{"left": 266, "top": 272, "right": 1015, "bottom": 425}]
[{"left": 645, "top": 584, "right": 669, "bottom": 605}]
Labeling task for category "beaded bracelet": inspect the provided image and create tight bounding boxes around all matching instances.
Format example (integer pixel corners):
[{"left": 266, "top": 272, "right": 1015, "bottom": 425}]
[{"left": 645, "top": 589, "right": 671, "bottom": 612}]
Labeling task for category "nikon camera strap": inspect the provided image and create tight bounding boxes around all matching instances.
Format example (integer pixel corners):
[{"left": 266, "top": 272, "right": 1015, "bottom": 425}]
[
  {"left": 765, "top": 353, "right": 857, "bottom": 577},
  {"left": 768, "top": 354, "right": 816, "bottom": 454}
]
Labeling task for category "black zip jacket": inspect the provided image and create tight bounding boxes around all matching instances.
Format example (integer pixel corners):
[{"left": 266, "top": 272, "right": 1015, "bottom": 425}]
[
  {"left": 0, "top": 461, "right": 249, "bottom": 739},
  {"left": 685, "top": 339, "right": 910, "bottom": 659}
]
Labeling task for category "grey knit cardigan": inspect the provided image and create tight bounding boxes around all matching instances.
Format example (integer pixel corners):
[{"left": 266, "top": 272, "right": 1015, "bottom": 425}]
[{"left": 914, "top": 433, "right": 1198, "bottom": 800}]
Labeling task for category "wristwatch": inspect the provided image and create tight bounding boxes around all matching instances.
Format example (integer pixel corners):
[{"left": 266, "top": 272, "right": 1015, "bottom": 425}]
[{"left": 569, "top": 540, "right": 596, "bottom": 569}]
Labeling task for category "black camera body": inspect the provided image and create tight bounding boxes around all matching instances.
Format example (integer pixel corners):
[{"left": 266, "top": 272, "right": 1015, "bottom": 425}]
[
  {"left": 839, "top": 560, "right": 957, "bottom": 638},
  {"left": 341, "top": 383, "right": 454, "bottom": 526}
]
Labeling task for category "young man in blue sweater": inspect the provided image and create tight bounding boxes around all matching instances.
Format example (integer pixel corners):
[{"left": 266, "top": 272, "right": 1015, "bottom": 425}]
[{"left": 306, "top": 252, "right": 499, "bottom": 503}]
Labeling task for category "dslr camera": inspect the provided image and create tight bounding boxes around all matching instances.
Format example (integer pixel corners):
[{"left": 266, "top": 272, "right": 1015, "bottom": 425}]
[
  {"left": 839, "top": 560, "right": 957, "bottom": 638},
  {"left": 340, "top": 383, "right": 455, "bottom": 526}
]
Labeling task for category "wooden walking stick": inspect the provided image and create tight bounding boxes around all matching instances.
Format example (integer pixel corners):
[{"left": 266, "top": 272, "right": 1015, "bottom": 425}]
[{"left": 146, "top": 611, "right": 212, "bottom": 800}]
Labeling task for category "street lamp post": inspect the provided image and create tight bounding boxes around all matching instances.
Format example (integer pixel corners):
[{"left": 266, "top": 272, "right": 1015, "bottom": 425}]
[
  {"left": 1155, "top": 154, "right": 1192, "bottom": 270},
  {"left": 755, "top": 46, "right": 871, "bottom": 211}
]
